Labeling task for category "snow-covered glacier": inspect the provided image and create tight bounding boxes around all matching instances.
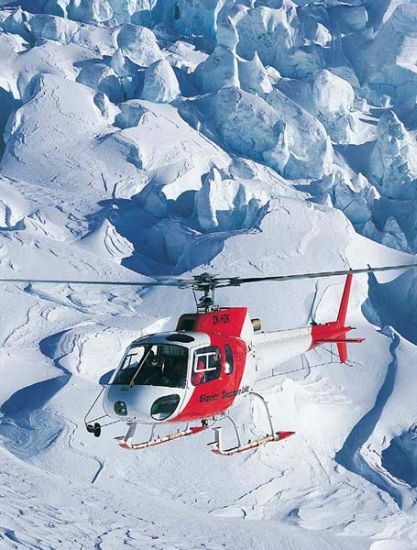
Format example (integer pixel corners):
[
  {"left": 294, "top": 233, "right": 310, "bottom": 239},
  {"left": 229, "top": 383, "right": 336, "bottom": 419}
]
[{"left": 0, "top": 1, "right": 417, "bottom": 548}]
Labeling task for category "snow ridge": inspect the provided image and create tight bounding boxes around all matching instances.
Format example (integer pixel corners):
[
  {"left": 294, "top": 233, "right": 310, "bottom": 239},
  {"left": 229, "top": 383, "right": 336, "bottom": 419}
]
[{"left": 0, "top": 1, "right": 416, "bottom": 549}]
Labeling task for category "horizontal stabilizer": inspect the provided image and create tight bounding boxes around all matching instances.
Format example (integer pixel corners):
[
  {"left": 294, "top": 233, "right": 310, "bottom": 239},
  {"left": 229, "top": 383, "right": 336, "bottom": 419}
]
[{"left": 315, "top": 338, "right": 365, "bottom": 344}]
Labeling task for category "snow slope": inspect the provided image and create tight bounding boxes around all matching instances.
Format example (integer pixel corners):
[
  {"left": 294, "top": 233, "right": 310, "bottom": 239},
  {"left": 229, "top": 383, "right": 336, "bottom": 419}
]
[{"left": 0, "top": 1, "right": 417, "bottom": 549}]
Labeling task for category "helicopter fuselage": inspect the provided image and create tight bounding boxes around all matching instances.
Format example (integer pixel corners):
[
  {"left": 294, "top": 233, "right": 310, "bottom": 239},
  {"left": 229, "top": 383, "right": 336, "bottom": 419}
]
[{"left": 101, "top": 279, "right": 358, "bottom": 428}]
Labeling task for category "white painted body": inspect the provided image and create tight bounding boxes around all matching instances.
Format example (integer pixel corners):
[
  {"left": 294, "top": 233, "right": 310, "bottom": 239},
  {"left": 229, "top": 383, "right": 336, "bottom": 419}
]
[
  {"left": 254, "top": 327, "right": 313, "bottom": 373},
  {"left": 104, "top": 384, "right": 186, "bottom": 424}
]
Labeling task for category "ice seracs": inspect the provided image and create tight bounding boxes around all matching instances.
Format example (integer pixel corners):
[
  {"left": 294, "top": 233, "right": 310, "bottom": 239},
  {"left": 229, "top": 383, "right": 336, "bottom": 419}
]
[
  {"left": 265, "top": 88, "right": 333, "bottom": 178},
  {"left": 194, "top": 46, "right": 239, "bottom": 93},
  {"left": 359, "top": 4, "right": 417, "bottom": 105},
  {"left": 1, "top": 1, "right": 417, "bottom": 547},
  {"left": 331, "top": 171, "right": 377, "bottom": 228},
  {"left": 235, "top": 5, "right": 295, "bottom": 75},
  {"left": 116, "top": 24, "right": 162, "bottom": 67},
  {"left": 28, "top": 13, "right": 79, "bottom": 44},
  {"left": 174, "top": 0, "right": 225, "bottom": 38},
  {"left": 194, "top": 168, "right": 268, "bottom": 233},
  {"left": 312, "top": 70, "right": 355, "bottom": 144},
  {"left": 381, "top": 217, "right": 409, "bottom": 252},
  {"left": 68, "top": 0, "right": 113, "bottom": 24},
  {"left": 142, "top": 59, "right": 180, "bottom": 103},
  {"left": 206, "top": 86, "right": 282, "bottom": 164},
  {"left": 216, "top": 11, "right": 240, "bottom": 51},
  {"left": 77, "top": 61, "right": 125, "bottom": 104},
  {"left": 370, "top": 111, "right": 417, "bottom": 201},
  {"left": 239, "top": 52, "right": 273, "bottom": 96}
]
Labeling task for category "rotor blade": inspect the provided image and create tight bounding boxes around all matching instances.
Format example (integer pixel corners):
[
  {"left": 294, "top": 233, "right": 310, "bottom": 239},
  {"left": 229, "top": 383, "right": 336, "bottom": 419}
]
[
  {"left": 233, "top": 263, "right": 415, "bottom": 285},
  {"left": 0, "top": 277, "right": 181, "bottom": 287},
  {"left": 0, "top": 263, "right": 413, "bottom": 290}
]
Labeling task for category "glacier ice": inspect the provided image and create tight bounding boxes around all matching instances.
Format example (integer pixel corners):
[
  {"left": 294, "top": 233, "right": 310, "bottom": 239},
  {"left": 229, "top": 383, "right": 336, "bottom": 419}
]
[
  {"left": 173, "top": 0, "right": 225, "bottom": 38},
  {"left": 206, "top": 87, "right": 283, "bottom": 161},
  {"left": 0, "top": 175, "right": 29, "bottom": 228},
  {"left": 355, "top": 4, "right": 417, "bottom": 105},
  {"left": 194, "top": 167, "right": 268, "bottom": 232},
  {"left": 312, "top": 70, "right": 355, "bottom": 143},
  {"left": 68, "top": 0, "right": 113, "bottom": 24},
  {"left": 1, "top": 2, "right": 417, "bottom": 548},
  {"left": 370, "top": 111, "right": 417, "bottom": 201},
  {"left": 332, "top": 171, "right": 377, "bottom": 227},
  {"left": 239, "top": 52, "right": 273, "bottom": 96},
  {"left": 29, "top": 13, "right": 79, "bottom": 43},
  {"left": 116, "top": 24, "right": 162, "bottom": 67},
  {"left": 382, "top": 427, "right": 417, "bottom": 487},
  {"left": 235, "top": 5, "right": 295, "bottom": 73},
  {"left": 182, "top": 85, "right": 333, "bottom": 180},
  {"left": 141, "top": 59, "right": 180, "bottom": 103},
  {"left": 194, "top": 45, "right": 239, "bottom": 93},
  {"left": 265, "top": 88, "right": 333, "bottom": 178},
  {"left": 77, "top": 61, "right": 125, "bottom": 104}
]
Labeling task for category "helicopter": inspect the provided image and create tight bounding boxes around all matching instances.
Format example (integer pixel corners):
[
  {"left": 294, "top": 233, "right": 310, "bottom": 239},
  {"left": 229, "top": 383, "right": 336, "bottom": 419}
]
[{"left": 0, "top": 262, "right": 413, "bottom": 455}]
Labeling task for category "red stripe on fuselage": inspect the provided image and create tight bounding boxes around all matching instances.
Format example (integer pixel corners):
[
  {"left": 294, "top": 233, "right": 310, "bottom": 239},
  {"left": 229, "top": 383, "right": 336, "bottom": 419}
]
[
  {"left": 172, "top": 334, "right": 247, "bottom": 422},
  {"left": 193, "top": 308, "right": 248, "bottom": 337}
]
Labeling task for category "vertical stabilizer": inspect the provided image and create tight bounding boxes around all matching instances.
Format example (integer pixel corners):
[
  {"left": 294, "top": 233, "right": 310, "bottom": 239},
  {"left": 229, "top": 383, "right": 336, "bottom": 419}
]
[
  {"left": 337, "top": 273, "right": 353, "bottom": 327},
  {"left": 310, "top": 273, "right": 363, "bottom": 365}
]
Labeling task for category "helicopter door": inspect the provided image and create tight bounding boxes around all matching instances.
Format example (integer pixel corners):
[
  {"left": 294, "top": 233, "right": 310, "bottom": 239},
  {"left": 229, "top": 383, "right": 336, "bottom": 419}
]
[{"left": 191, "top": 346, "right": 222, "bottom": 386}]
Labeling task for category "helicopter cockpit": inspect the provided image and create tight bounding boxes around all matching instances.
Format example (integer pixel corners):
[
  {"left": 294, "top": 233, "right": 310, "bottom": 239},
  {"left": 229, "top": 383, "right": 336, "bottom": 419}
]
[
  {"left": 101, "top": 332, "right": 220, "bottom": 423},
  {"left": 111, "top": 343, "right": 189, "bottom": 389}
]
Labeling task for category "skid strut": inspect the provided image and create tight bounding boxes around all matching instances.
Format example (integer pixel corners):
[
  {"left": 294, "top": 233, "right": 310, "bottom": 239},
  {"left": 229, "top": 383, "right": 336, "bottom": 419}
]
[
  {"left": 118, "top": 421, "right": 209, "bottom": 450},
  {"left": 209, "top": 392, "right": 295, "bottom": 456}
]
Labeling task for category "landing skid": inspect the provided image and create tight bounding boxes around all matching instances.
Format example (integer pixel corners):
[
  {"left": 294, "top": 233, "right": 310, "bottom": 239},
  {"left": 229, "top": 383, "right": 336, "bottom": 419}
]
[
  {"left": 117, "top": 421, "right": 209, "bottom": 450},
  {"left": 209, "top": 392, "right": 295, "bottom": 455},
  {"left": 210, "top": 430, "right": 295, "bottom": 456}
]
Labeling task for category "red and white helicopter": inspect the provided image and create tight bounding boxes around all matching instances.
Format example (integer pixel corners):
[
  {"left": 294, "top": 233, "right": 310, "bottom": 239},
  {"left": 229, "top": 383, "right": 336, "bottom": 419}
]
[{"left": 1, "top": 263, "right": 413, "bottom": 455}]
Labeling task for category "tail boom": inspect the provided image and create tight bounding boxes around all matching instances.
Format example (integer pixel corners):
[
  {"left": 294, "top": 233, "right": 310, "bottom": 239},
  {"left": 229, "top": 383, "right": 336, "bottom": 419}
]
[{"left": 254, "top": 274, "right": 364, "bottom": 371}]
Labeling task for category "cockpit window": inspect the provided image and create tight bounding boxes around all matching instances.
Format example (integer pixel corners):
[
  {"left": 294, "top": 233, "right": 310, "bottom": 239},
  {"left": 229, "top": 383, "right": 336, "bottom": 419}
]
[{"left": 113, "top": 344, "right": 188, "bottom": 388}]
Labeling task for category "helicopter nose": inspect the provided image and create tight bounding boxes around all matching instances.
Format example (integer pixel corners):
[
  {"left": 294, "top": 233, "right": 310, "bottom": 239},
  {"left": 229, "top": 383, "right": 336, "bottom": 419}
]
[{"left": 103, "top": 385, "right": 184, "bottom": 423}]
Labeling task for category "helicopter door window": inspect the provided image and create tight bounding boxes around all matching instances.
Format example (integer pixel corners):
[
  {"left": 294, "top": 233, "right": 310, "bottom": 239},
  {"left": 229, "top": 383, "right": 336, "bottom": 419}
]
[
  {"left": 224, "top": 344, "right": 234, "bottom": 375},
  {"left": 192, "top": 346, "right": 222, "bottom": 385}
]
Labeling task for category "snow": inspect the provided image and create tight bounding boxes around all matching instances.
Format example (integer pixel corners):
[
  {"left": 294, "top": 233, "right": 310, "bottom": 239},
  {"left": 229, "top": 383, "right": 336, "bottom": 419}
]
[
  {"left": 312, "top": 70, "right": 355, "bottom": 143},
  {"left": 0, "top": 1, "right": 417, "bottom": 549},
  {"left": 195, "top": 45, "right": 240, "bottom": 93},
  {"left": 141, "top": 59, "right": 180, "bottom": 103},
  {"left": 239, "top": 52, "right": 273, "bottom": 96},
  {"left": 116, "top": 24, "right": 162, "bottom": 67},
  {"left": 194, "top": 167, "right": 269, "bottom": 232},
  {"left": 370, "top": 111, "right": 417, "bottom": 200}
]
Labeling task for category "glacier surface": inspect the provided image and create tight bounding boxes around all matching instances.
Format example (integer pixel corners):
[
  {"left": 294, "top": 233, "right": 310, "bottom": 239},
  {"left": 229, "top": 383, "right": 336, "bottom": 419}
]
[{"left": 0, "top": 1, "right": 417, "bottom": 549}]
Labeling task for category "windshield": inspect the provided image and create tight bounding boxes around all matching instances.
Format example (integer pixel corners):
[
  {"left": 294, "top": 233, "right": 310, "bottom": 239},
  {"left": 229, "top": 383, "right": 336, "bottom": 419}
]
[{"left": 112, "top": 344, "right": 188, "bottom": 388}]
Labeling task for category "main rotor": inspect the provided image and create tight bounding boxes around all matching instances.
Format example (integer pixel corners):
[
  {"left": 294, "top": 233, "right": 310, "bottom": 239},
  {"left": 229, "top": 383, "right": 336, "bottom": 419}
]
[
  {"left": 178, "top": 273, "right": 240, "bottom": 312},
  {"left": 0, "top": 262, "right": 414, "bottom": 313}
]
